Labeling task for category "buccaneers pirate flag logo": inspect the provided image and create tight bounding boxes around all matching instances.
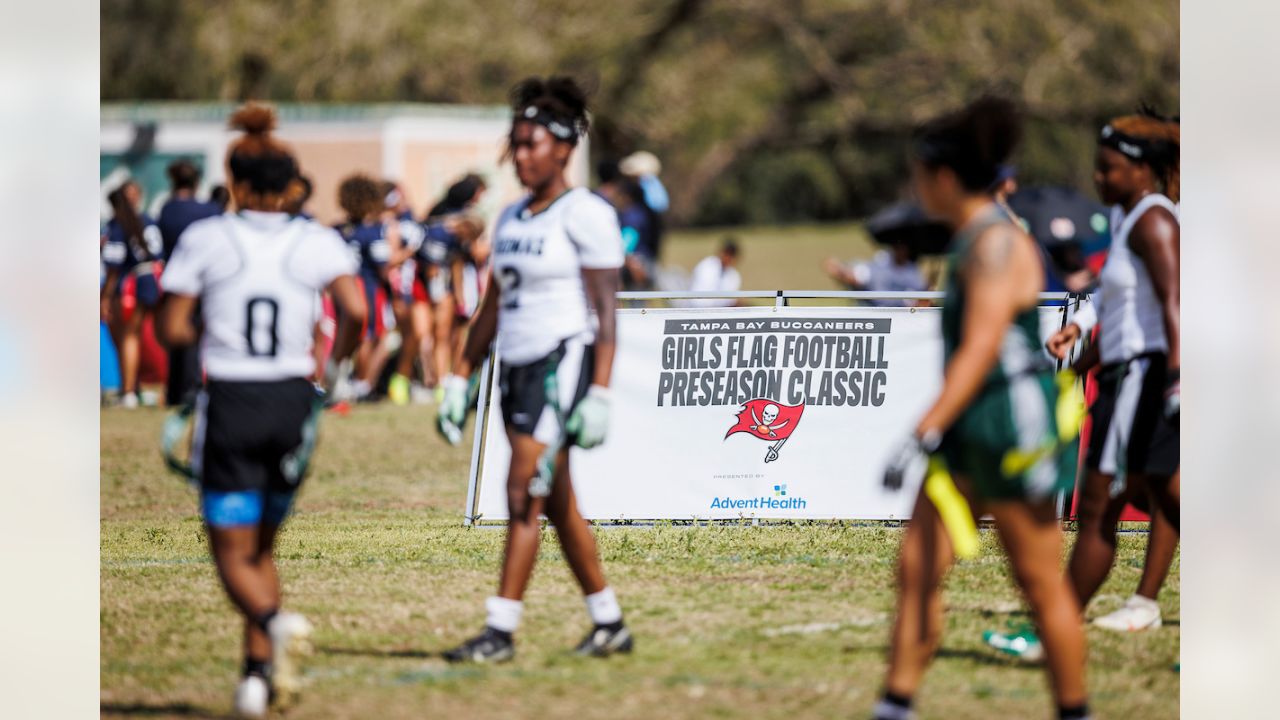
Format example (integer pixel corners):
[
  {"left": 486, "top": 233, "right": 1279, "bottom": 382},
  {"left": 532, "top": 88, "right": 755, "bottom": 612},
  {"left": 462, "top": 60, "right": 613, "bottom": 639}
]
[{"left": 725, "top": 398, "right": 805, "bottom": 463}]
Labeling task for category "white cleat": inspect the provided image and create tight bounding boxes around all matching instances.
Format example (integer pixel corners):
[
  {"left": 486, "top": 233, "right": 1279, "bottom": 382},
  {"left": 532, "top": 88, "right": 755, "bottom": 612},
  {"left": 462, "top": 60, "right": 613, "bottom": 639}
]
[
  {"left": 1092, "top": 594, "right": 1163, "bottom": 632},
  {"left": 233, "top": 675, "right": 269, "bottom": 719},
  {"left": 267, "top": 611, "right": 314, "bottom": 710}
]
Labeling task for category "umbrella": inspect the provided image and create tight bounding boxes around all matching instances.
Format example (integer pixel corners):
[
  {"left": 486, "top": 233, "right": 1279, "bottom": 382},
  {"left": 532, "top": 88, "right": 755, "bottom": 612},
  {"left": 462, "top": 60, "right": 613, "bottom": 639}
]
[
  {"left": 1007, "top": 185, "right": 1109, "bottom": 249},
  {"left": 1008, "top": 185, "right": 1110, "bottom": 288},
  {"left": 863, "top": 202, "right": 952, "bottom": 257}
]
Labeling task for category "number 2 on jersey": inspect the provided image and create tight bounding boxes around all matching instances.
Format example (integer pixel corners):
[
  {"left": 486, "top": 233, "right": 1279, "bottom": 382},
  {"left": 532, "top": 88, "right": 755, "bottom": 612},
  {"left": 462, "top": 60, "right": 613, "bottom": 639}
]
[
  {"left": 496, "top": 267, "right": 522, "bottom": 309},
  {"left": 245, "top": 297, "right": 280, "bottom": 356}
]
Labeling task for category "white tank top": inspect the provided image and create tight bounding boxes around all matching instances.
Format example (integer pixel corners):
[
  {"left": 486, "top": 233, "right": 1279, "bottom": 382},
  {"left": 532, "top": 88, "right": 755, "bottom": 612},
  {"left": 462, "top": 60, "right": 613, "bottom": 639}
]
[
  {"left": 1097, "top": 193, "right": 1178, "bottom": 364},
  {"left": 161, "top": 211, "right": 357, "bottom": 381},
  {"left": 491, "top": 188, "right": 623, "bottom": 365}
]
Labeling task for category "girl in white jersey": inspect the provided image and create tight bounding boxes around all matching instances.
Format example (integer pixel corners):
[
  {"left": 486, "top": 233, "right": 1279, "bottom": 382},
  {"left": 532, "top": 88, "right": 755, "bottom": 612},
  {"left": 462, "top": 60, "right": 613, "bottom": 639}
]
[
  {"left": 1028, "top": 111, "right": 1180, "bottom": 643},
  {"left": 156, "top": 105, "right": 366, "bottom": 718},
  {"left": 437, "top": 76, "right": 632, "bottom": 663}
]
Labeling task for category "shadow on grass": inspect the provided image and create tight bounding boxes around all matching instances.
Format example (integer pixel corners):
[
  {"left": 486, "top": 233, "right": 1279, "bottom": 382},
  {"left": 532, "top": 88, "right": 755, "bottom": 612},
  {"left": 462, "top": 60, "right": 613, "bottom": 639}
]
[
  {"left": 101, "top": 701, "right": 228, "bottom": 718},
  {"left": 318, "top": 644, "right": 439, "bottom": 660},
  {"left": 935, "top": 647, "right": 1039, "bottom": 668}
]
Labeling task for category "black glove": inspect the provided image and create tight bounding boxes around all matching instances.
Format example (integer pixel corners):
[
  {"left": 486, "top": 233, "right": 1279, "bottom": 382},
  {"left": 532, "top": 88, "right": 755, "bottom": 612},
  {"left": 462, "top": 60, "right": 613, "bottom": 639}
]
[{"left": 884, "top": 430, "right": 941, "bottom": 491}]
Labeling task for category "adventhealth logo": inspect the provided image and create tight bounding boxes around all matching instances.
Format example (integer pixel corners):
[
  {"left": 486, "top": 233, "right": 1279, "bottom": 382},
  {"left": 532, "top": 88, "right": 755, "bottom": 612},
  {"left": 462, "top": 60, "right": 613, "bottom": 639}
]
[{"left": 710, "top": 484, "right": 807, "bottom": 510}]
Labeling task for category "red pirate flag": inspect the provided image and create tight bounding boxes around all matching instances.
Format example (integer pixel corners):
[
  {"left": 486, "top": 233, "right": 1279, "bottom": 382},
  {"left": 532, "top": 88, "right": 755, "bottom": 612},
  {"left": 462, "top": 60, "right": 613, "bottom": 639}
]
[{"left": 725, "top": 399, "right": 805, "bottom": 462}]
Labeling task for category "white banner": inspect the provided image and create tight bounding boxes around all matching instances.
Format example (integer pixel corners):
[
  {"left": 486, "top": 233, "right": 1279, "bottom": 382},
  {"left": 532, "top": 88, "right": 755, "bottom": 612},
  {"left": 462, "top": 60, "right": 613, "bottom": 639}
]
[{"left": 470, "top": 305, "right": 1070, "bottom": 522}]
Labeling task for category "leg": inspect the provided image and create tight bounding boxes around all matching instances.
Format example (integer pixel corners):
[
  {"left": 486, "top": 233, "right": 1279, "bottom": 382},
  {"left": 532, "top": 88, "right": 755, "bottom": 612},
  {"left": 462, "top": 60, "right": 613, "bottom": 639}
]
[
  {"left": 1146, "top": 470, "right": 1180, "bottom": 534},
  {"left": 1136, "top": 473, "right": 1179, "bottom": 600},
  {"left": 412, "top": 301, "right": 434, "bottom": 387},
  {"left": 544, "top": 447, "right": 606, "bottom": 595},
  {"left": 207, "top": 524, "right": 278, "bottom": 624},
  {"left": 432, "top": 295, "right": 455, "bottom": 382},
  {"left": 1067, "top": 469, "right": 1130, "bottom": 608},
  {"left": 496, "top": 431, "right": 549, "bottom": 601},
  {"left": 988, "top": 499, "right": 1088, "bottom": 709},
  {"left": 117, "top": 302, "right": 143, "bottom": 397},
  {"left": 884, "top": 486, "right": 957, "bottom": 697},
  {"left": 241, "top": 521, "right": 283, "bottom": 664}
]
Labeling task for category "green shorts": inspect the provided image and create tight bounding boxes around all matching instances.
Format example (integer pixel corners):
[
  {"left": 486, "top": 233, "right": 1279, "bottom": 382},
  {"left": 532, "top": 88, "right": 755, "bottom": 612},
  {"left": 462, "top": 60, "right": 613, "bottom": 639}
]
[{"left": 942, "top": 371, "right": 1077, "bottom": 502}]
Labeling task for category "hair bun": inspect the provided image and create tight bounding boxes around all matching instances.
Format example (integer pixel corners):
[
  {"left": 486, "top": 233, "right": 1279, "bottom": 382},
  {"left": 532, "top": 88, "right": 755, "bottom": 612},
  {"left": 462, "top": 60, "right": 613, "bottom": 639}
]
[{"left": 229, "top": 103, "right": 277, "bottom": 136}]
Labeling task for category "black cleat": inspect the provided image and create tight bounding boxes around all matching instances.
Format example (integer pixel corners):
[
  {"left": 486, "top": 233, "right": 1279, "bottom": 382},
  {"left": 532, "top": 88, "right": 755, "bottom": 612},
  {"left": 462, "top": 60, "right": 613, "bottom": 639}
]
[
  {"left": 442, "top": 627, "right": 515, "bottom": 664},
  {"left": 573, "top": 623, "right": 634, "bottom": 657}
]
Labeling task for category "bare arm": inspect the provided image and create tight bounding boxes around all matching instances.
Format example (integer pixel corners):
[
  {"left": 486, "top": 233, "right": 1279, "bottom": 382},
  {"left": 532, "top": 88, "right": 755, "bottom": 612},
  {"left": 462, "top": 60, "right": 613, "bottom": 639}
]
[
  {"left": 326, "top": 274, "right": 366, "bottom": 364},
  {"left": 582, "top": 267, "right": 620, "bottom": 388},
  {"left": 452, "top": 269, "right": 500, "bottom": 378},
  {"left": 916, "top": 227, "right": 1037, "bottom": 437},
  {"left": 156, "top": 293, "right": 200, "bottom": 348},
  {"left": 1129, "top": 208, "right": 1180, "bottom": 370}
]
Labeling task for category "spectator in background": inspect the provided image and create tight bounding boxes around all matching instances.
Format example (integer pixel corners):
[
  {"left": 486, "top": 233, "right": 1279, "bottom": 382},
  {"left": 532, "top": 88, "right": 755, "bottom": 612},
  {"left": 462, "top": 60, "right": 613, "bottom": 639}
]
[
  {"left": 421, "top": 174, "right": 487, "bottom": 401},
  {"left": 209, "top": 184, "right": 231, "bottom": 212},
  {"left": 157, "top": 159, "right": 222, "bottom": 407},
  {"left": 823, "top": 240, "right": 927, "bottom": 307},
  {"left": 678, "top": 238, "right": 742, "bottom": 308},
  {"left": 101, "top": 180, "right": 164, "bottom": 408},
  {"left": 620, "top": 150, "right": 669, "bottom": 214},
  {"left": 597, "top": 160, "right": 656, "bottom": 290}
]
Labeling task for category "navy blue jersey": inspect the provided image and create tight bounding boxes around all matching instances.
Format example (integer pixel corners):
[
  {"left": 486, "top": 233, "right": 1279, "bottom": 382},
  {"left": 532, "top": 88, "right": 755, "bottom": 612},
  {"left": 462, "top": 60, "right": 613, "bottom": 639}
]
[
  {"left": 157, "top": 198, "right": 221, "bottom": 262},
  {"left": 102, "top": 214, "right": 163, "bottom": 273},
  {"left": 418, "top": 221, "right": 461, "bottom": 267},
  {"left": 335, "top": 220, "right": 391, "bottom": 278}
]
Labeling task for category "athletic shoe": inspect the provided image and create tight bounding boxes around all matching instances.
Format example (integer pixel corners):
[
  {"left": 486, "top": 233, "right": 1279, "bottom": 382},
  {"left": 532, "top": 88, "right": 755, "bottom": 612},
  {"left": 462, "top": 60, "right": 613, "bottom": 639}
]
[
  {"left": 982, "top": 624, "right": 1044, "bottom": 662},
  {"left": 442, "top": 627, "right": 515, "bottom": 664},
  {"left": 573, "top": 623, "right": 634, "bottom": 657},
  {"left": 388, "top": 373, "right": 410, "bottom": 406},
  {"left": 120, "top": 392, "right": 139, "bottom": 409},
  {"left": 266, "top": 612, "right": 314, "bottom": 710},
  {"left": 232, "top": 675, "right": 269, "bottom": 719},
  {"left": 1092, "top": 594, "right": 1162, "bottom": 632}
]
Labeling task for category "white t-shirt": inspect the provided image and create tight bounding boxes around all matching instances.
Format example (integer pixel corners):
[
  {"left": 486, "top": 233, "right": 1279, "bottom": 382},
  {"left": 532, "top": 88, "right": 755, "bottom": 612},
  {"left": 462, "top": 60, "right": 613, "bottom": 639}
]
[
  {"left": 491, "top": 188, "right": 623, "bottom": 365},
  {"left": 1070, "top": 196, "right": 1178, "bottom": 363},
  {"left": 162, "top": 211, "right": 357, "bottom": 381},
  {"left": 679, "top": 255, "right": 741, "bottom": 308}
]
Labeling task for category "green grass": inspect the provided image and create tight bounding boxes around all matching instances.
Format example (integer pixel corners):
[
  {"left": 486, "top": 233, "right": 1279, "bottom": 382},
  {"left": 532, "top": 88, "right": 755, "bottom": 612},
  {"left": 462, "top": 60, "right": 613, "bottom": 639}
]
[{"left": 102, "top": 403, "right": 1178, "bottom": 719}]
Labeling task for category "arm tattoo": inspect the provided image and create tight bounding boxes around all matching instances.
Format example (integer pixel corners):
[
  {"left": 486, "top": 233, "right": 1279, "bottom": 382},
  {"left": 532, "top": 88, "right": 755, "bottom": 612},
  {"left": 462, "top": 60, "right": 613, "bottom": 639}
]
[{"left": 969, "top": 229, "right": 1016, "bottom": 278}]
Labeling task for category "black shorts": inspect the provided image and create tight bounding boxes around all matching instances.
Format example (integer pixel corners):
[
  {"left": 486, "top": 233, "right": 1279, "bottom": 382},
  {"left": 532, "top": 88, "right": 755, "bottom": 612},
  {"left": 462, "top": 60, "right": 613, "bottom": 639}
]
[
  {"left": 1085, "top": 353, "right": 1178, "bottom": 477},
  {"left": 193, "top": 378, "right": 320, "bottom": 526},
  {"left": 498, "top": 337, "right": 594, "bottom": 446}
]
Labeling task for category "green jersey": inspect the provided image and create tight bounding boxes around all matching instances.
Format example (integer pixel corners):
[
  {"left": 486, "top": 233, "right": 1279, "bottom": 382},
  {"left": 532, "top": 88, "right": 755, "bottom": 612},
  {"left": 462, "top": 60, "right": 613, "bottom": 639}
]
[{"left": 938, "top": 205, "right": 1075, "bottom": 501}]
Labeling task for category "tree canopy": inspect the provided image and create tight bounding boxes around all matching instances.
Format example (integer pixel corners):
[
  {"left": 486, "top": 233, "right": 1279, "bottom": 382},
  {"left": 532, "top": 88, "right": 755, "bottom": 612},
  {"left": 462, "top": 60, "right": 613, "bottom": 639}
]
[{"left": 102, "top": 0, "right": 1178, "bottom": 225}]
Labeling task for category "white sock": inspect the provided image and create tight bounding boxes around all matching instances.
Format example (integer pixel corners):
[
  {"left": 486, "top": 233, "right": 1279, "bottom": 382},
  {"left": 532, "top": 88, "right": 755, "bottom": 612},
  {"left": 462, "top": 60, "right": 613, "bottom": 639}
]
[
  {"left": 584, "top": 587, "right": 622, "bottom": 626},
  {"left": 485, "top": 596, "right": 523, "bottom": 633}
]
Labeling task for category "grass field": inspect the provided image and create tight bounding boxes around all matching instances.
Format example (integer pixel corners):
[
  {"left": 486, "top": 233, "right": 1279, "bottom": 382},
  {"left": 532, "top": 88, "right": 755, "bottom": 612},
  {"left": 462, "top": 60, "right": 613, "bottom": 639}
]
[{"left": 102, "top": 401, "right": 1179, "bottom": 719}]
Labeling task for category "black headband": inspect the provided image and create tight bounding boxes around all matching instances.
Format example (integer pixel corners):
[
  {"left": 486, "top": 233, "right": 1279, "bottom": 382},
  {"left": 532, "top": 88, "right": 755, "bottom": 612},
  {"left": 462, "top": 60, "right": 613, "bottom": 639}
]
[
  {"left": 516, "top": 105, "right": 579, "bottom": 144},
  {"left": 1099, "top": 124, "right": 1175, "bottom": 165}
]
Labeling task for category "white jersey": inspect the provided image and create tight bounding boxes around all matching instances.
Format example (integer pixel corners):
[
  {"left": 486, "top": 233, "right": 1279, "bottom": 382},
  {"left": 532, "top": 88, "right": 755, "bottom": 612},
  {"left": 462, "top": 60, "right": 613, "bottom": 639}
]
[
  {"left": 1082, "top": 194, "right": 1177, "bottom": 364},
  {"left": 162, "top": 210, "right": 357, "bottom": 381},
  {"left": 491, "top": 188, "right": 623, "bottom": 365}
]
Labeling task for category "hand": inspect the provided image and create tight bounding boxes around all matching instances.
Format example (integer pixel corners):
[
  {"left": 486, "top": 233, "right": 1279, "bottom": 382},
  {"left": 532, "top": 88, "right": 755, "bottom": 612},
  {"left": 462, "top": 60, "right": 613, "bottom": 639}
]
[
  {"left": 883, "top": 430, "right": 941, "bottom": 491},
  {"left": 566, "top": 385, "right": 610, "bottom": 449},
  {"left": 437, "top": 374, "right": 470, "bottom": 445},
  {"left": 100, "top": 297, "right": 113, "bottom": 324},
  {"left": 1045, "top": 323, "right": 1082, "bottom": 360},
  {"left": 1163, "top": 368, "right": 1180, "bottom": 422}
]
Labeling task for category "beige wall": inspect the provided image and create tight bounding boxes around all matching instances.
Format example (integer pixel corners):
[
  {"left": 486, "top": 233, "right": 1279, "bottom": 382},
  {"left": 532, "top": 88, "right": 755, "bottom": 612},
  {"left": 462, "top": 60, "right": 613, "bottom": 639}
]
[{"left": 290, "top": 139, "right": 384, "bottom": 224}]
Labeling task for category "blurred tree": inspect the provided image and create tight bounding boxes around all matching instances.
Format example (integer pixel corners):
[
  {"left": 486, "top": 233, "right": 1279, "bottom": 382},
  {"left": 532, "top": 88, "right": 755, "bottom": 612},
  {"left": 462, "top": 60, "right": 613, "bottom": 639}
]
[{"left": 101, "top": 0, "right": 1179, "bottom": 226}]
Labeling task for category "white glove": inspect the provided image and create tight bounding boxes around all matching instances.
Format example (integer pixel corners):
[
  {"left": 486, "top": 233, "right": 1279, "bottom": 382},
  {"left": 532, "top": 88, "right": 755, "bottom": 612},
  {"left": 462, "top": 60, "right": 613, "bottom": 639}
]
[
  {"left": 566, "top": 385, "right": 610, "bottom": 449},
  {"left": 437, "top": 374, "right": 470, "bottom": 445},
  {"left": 883, "top": 429, "right": 941, "bottom": 491}
]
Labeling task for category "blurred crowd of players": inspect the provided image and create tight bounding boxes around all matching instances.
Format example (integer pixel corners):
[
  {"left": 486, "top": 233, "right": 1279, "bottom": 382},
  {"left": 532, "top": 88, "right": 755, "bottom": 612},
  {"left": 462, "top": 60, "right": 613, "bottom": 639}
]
[{"left": 99, "top": 151, "right": 674, "bottom": 409}]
